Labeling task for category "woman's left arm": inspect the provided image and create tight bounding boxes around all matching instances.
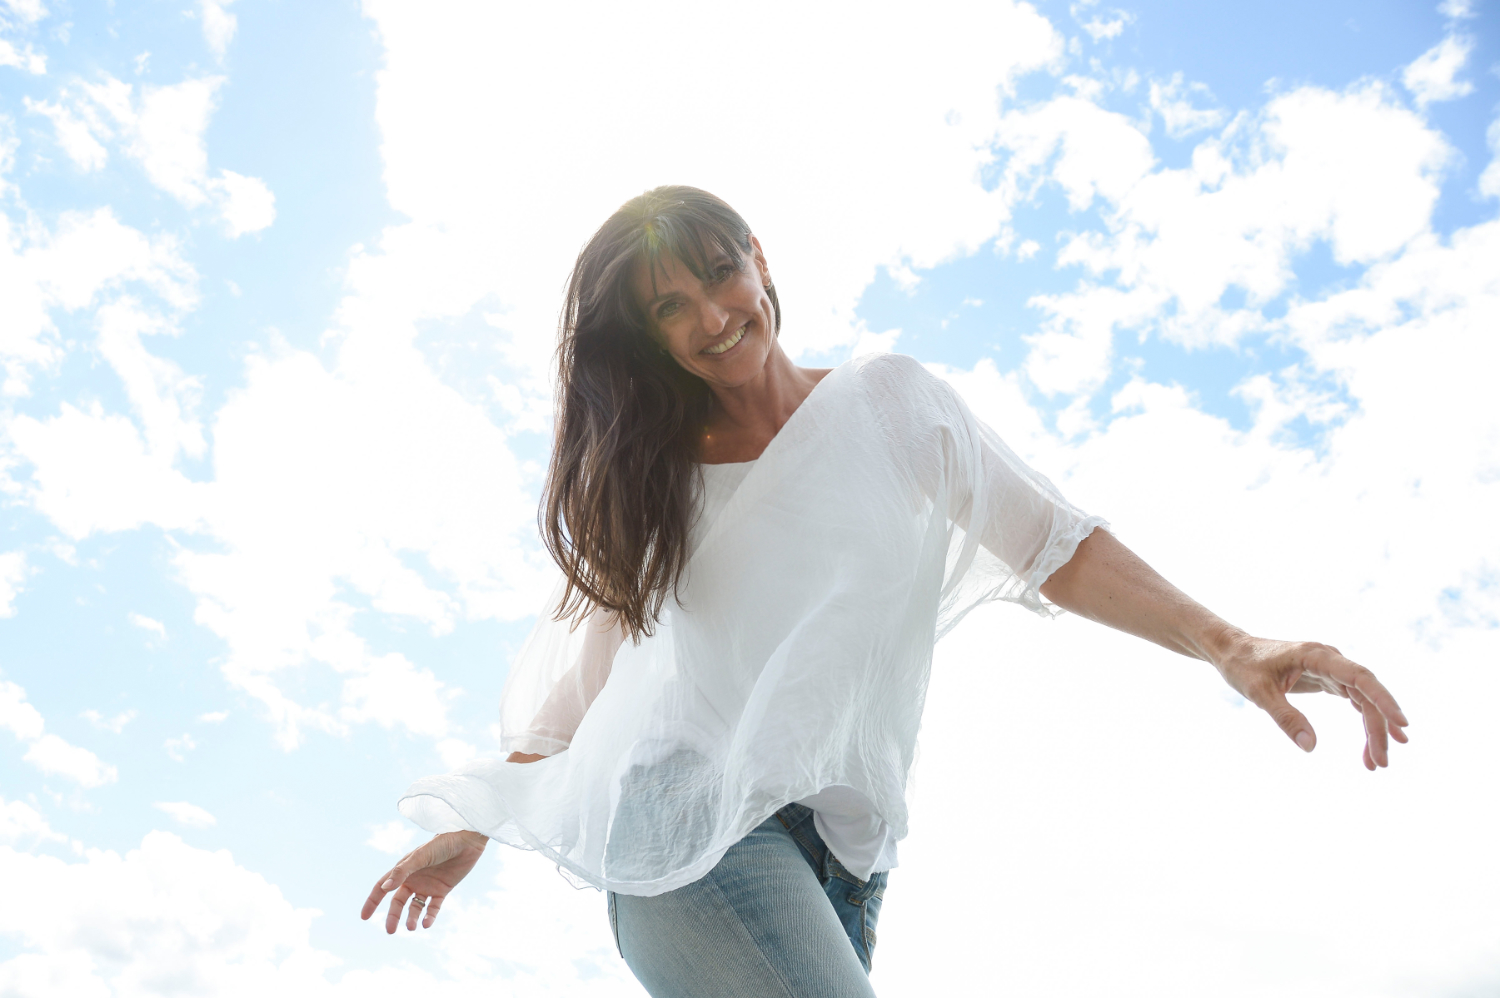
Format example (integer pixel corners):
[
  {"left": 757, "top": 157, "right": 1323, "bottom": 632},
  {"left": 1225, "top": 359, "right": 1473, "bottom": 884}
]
[{"left": 1038, "top": 528, "right": 1409, "bottom": 770}]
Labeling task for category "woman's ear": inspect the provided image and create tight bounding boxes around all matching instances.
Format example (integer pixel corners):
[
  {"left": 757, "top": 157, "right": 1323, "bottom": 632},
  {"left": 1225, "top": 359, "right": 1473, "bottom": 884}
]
[{"left": 748, "top": 234, "right": 770, "bottom": 285}]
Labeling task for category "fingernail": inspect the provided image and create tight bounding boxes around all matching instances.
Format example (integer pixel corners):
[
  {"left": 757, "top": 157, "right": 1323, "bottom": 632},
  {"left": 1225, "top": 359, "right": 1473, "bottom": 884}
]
[
  {"left": 380, "top": 879, "right": 394, "bottom": 890},
  {"left": 1295, "top": 731, "right": 1315, "bottom": 752}
]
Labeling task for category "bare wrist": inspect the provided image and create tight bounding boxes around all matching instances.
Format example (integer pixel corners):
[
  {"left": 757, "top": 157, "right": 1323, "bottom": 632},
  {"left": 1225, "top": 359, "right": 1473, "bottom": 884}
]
[{"left": 1200, "top": 619, "right": 1251, "bottom": 668}]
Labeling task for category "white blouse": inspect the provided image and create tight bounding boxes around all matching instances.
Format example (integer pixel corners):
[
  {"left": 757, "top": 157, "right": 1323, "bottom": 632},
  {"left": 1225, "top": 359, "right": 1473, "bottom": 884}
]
[
  {"left": 701, "top": 460, "right": 900, "bottom": 879},
  {"left": 399, "top": 353, "right": 1106, "bottom": 896}
]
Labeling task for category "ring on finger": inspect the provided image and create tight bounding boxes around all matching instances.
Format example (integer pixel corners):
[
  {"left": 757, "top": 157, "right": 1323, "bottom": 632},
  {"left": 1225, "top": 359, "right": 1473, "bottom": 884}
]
[{"left": 409, "top": 895, "right": 427, "bottom": 907}]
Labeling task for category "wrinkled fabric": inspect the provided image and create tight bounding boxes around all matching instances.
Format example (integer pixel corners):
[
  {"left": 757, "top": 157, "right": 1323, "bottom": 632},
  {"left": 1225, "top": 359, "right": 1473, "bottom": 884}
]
[{"left": 398, "top": 353, "right": 1106, "bottom": 896}]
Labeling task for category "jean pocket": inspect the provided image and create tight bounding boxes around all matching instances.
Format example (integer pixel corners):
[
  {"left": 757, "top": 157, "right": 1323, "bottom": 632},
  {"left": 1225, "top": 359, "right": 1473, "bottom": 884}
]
[{"left": 607, "top": 891, "right": 622, "bottom": 959}]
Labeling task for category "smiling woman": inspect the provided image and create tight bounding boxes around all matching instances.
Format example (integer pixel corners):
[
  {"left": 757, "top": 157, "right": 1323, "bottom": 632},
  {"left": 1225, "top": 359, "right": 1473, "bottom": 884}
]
[
  {"left": 541, "top": 187, "right": 796, "bottom": 640},
  {"left": 359, "top": 186, "right": 1409, "bottom": 998}
]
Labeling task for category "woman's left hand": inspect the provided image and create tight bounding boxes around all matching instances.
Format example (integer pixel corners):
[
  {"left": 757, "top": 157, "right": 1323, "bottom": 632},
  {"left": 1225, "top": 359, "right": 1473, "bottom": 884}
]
[
  {"left": 1213, "top": 636, "right": 1409, "bottom": 770},
  {"left": 1040, "top": 530, "right": 1410, "bottom": 770}
]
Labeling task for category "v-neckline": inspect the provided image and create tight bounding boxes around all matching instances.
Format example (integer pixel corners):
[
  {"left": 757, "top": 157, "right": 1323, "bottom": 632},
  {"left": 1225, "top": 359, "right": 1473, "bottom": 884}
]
[
  {"left": 689, "top": 360, "right": 850, "bottom": 559},
  {"left": 697, "top": 364, "right": 844, "bottom": 468}
]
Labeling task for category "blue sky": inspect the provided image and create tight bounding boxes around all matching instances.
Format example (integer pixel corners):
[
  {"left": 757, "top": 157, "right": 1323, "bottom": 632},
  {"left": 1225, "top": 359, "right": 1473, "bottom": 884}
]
[{"left": 2, "top": 1, "right": 1498, "bottom": 995}]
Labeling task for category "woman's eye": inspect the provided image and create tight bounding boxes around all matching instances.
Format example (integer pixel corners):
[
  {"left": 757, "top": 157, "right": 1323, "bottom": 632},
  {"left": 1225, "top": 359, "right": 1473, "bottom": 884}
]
[
  {"left": 712, "top": 264, "right": 735, "bottom": 282},
  {"left": 657, "top": 301, "right": 679, "bottom": 318}
]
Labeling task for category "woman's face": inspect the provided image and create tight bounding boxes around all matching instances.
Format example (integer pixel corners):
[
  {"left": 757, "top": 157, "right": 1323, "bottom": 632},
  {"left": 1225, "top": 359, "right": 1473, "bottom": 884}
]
[{"left": 632, "top": 236, "right": 776, "bottom": 390}]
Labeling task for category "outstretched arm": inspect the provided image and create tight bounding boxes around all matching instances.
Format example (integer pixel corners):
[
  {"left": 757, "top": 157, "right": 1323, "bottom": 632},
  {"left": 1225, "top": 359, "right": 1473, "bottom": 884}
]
[{"left": 1038, "top": 528, "right": 1409, "bottom": 769}]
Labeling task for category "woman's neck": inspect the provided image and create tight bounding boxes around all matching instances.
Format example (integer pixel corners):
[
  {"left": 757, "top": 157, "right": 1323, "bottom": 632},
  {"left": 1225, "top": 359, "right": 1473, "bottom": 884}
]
[{"left": 698, "top": 344, "right": 830, "bottom": 464}]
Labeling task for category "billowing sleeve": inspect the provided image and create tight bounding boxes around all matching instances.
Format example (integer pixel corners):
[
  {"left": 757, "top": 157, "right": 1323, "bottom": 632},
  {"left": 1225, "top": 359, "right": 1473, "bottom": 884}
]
[
  {"left": 857, "top": 353, "right": 1108, "bottom": 634},
  {"left": 497, "top": 578, "right": 626, "bottom": 756}
]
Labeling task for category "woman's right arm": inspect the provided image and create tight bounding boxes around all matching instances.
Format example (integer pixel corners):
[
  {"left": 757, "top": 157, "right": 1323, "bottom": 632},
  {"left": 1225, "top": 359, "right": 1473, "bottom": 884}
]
[
  {"left": 502, "top": 606, "right": 625, "bottom": 756},
  {"left": 364, "top": 606, "right": 617, "bottom": 932}
]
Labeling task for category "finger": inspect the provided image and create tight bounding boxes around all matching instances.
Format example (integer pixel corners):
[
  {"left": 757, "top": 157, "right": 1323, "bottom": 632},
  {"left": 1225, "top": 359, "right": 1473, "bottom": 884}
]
[
  {"left": 1363, "top": 741, "right": 1375, "bottom": 772},
  {"left": 406, "top": 894, "right": 427, "bottom": 931},
  {"left": 1351, "top": 670, "right": 1409, "bottom": 730},
  {"left": 423, "top": 895, "right": 444, "bottom": 928},
  {"left": 1252, "top": 684, "right": 1316, "bottom": 752},
  {"left": 361, "top": 867, "right": 404, "bottom": 920},
  {"left": 1351, "top": 688, "right": 1390, "bottom": 768},
  {"left": 1344, "top": 672, "right": 1410, "bottom": 735},
  {"left": 1316, "top": 655, "right": 1410, "bottom": 730},
  {"left": 385, "top": 890, "right": 411, "bottom": 935}
]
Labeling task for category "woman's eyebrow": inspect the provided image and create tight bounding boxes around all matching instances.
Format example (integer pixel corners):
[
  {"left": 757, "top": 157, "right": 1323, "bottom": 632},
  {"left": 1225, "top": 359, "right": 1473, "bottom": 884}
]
[{"left": 643, "top": 289, "right": 681, "bottom": 308}]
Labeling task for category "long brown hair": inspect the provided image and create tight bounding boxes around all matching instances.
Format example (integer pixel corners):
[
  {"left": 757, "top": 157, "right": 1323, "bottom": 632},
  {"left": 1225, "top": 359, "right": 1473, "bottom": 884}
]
[{"left": 542, "top": 186, "right": 782, "bottom": 639}]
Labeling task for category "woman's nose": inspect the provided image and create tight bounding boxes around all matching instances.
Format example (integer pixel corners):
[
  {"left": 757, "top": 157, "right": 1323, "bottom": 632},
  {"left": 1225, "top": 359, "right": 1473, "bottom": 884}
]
[{"left": 694, "top": 297, "right": 730, "bottom": 334}]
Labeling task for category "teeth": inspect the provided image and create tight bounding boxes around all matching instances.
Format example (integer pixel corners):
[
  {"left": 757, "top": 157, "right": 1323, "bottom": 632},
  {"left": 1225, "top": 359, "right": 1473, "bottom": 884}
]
[{"left": 704, "top": 324, "right": 747, "bottom": 355}]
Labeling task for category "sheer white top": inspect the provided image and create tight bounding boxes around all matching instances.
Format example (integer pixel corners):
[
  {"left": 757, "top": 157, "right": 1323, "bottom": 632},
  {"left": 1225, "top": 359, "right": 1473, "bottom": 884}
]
[{"left": 399, "top": 353, "right": 1107, "bottom": 895}]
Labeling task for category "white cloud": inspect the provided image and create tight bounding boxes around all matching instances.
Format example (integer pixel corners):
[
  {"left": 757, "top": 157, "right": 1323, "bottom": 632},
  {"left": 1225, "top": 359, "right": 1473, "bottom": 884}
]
[
  {"left": 339, "top": 653, "right": 455, "bottom": 738},
  {"left": 0, "top": 205, "right": 195, "bottom": 396},
  {"left": 1076, "top": 9, "right": 1131, "bottom": 41},
  {"left": 1480, "top": 117, "right": 1500, "bottom": 200},
  {"left": 1402, "top": 33, "right": 1475, "bottom": 108},
  {"left": 849, "top": 323, "right": 902, "bottom": 358},
  {"left": 1149, "top": 73, "right": 1226, "bottom": 138},
  {"left": 28, "top": 208, "right": 195, "bottom": 312},
  {"left": 153, "top": 801, "right": 216, "bottom": 829},
  {"left": 9, "top": 325, "right": 539, "bottom": 746},
  {"left": 114, "top": 75, "right": 222, "bottom": 205},
  {"left": 0, "top": 797, "right": 65, "bottom": 846},
  {"left": 164, "top": 732, "right": 196, "bottom": 762},
  {"left": 212, "top": 168, "right": 275, "bottom": 236},
  {"left": 1438, "top": 0, "right": 1475, "bottom": 19},
  {"left": 0, "top": 830, "right": 642, "bottom": 997},
  {"left": 0, "top": 0, "right": 47, "bottom": 73},
  {"left": 23, "top": 734, "right": 117, "bottom": 787},
  {"left": 128, "top": 612, "right": 166, "bottom": 638},
  {"left": 198, "top": 710, "right": 229, "bottom": 723},
  {"left": 355, "top": 0, "right": 1062, "bottom": 378},
  {"left": 30, "top": 75, "right": 275, "bottom": 236},
  {"left": 23, "top": 97, "right": 106, "bottom": 169},
  {"left": 1, "top": 0, "right": 48, "bottom": 25},
  {"left": 0, "top": 832, "right": 337, "bottom": 996},
  {"left": 0, "top": 40, "right": 45, "bottom": 75},
  {"left": 94, "top": 298, "right": 205, "bottom": 460},
  {"left": 992, "top": 93, "right": 1156, "bottom": 214},
  {"left": 0, "top": 680, "right": 45, "bottom": 741},
  {"left": 0, "top": 550, "right": 26, "bottom": 617},
  {"left": 199, "top": 0, "right": 237, "bottom": 58},
  {"left": 996, "top": 80, "right": 1450, "bottom": 396},
  {"left": 436, "top": 738, "right": 478, "bottom": 769},
  {"left": 364, "top": 819, "right": 416, "bottom": 855},
  {"left": 80, "top": 709, "right": 136, "bottom": 733},
  {"left": 7, "top": 403, "right": 206, "bottom": 537}
]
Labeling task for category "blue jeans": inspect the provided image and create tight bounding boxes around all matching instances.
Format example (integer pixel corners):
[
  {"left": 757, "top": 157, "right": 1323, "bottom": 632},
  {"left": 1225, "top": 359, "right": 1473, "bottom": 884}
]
[{"left": 608, "top": 803, "right": 890, "bottom": 997}]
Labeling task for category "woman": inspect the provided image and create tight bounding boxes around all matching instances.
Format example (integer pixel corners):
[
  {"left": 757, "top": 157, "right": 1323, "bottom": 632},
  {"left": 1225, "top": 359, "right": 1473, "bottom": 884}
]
[{"left": 360, "top": 186, "right": 1407, "bottom": 996}]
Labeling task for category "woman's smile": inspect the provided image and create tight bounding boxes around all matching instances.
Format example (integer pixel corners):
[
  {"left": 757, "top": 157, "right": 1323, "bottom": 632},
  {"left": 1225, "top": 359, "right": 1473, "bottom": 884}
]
[{"left": 702, "top": 322, "right": 749, "bottom": 356}]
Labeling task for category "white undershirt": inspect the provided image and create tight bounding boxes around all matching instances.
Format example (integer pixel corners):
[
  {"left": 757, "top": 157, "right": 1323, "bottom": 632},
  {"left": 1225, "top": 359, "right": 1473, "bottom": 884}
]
[{"left": 700, "top": 460, "right": 899, "bottom": 879}]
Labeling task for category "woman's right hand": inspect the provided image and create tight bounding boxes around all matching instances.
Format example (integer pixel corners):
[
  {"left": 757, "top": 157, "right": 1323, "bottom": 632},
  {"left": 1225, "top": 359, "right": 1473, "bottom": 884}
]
[{"left": 360, "top": 830, "right": 488, "bottom": 933}]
